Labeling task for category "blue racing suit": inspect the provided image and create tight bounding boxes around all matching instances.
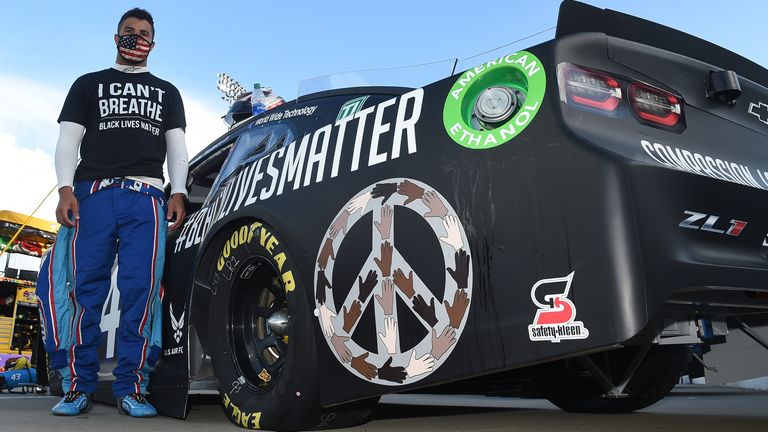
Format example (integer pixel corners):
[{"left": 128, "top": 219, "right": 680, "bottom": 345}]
[{"left": 37, "top": 178, "right": 165, "bottom": 397}]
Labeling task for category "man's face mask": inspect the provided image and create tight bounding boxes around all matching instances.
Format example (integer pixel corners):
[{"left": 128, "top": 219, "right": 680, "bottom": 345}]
[{"left": 117, "top": 34, "right": 152, "bottom": 63}]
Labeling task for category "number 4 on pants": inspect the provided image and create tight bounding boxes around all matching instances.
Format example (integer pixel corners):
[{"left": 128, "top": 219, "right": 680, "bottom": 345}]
[{"left": 100, "top": 259, "right": 121, "bottom": 360}]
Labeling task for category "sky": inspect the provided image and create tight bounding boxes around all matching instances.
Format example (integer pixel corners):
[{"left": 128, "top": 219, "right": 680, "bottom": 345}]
[{"left": 1, "top": 0, "right": 767, "bottom": 222}]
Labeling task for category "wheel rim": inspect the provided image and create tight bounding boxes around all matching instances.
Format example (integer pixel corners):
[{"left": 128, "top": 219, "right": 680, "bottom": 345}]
[{"left": 229, "top": 257, "right": 290, "bottom": 391}]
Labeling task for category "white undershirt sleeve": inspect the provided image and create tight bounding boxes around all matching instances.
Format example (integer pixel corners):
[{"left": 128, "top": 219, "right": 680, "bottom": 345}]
[
  {"left": 166, "top": 127, "right": 189, "bottom": 196},
  {"left": 55, "top": 121, "right": 85, "bottom": 191}
]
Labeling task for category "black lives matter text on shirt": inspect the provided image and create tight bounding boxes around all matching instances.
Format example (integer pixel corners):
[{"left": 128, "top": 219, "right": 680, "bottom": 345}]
[{"left": 59, "top": 68, "right": 186, "bottom": 182}]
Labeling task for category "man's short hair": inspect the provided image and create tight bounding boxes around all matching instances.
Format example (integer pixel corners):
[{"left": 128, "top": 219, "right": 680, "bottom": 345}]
[{"left": 117, "top": 8, "right": 155, "bottom": 39}]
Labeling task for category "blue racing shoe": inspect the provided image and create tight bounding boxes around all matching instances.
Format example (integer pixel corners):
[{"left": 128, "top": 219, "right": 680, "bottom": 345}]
[
  {"left": 51, "top": 391, "right": 92, "bottom": 416},
  {"left": 117, "top": 393, "right": 158, "bottom": 418}
]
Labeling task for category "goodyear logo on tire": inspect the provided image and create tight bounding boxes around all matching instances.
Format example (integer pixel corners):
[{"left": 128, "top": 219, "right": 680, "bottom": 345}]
[{"left": 216, "top": 222, "right": 295, "bottom": 294}]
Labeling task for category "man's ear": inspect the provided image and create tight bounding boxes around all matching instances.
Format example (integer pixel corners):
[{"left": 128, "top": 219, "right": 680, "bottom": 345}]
[{"left": 114, "top": 34, "right": 120, "bottom": 45}]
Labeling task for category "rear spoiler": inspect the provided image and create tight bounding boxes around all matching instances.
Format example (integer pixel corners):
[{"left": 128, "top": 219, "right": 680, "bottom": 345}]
[{"left": 556, "top": 1, "right": 768, "bottom": 89}]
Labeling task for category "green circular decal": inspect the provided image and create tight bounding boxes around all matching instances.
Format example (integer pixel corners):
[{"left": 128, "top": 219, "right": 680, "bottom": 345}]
[{"left": 443, "top": 51, "right": 546, "bottom": 149}]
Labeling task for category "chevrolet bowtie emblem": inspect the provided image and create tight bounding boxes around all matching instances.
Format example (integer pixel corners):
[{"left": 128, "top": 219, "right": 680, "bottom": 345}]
[{"left": 748, "top": 101, "right": 768, "bottom": 125}]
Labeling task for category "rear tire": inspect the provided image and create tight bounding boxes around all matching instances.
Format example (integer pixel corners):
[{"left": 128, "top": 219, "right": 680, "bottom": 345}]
[{"left": 539, "top": 344, "right": 689, "bottom": 413}]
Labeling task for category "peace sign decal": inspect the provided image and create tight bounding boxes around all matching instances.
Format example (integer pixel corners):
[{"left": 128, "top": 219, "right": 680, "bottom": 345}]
[{"left": 314, "top": 178, "right": 472, "bottom": 386}]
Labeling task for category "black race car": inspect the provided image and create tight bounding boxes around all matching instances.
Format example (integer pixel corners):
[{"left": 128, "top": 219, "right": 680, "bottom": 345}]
[{"left": 87, "top": 1, "right": 768, "bottom": 430}]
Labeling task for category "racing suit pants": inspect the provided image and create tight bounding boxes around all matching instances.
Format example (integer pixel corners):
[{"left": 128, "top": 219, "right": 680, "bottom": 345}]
[{"left": 37, "top": 179, "right": 165, "bottom": 397}]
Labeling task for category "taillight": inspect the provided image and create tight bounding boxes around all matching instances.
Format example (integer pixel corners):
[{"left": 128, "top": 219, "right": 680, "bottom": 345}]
[
  {"left": 629, "top": 83, "right": 682, "bottom": 127},
  {"left": 558, "top": 62, "right": 686, "bottom": 132},
  {"left": 558, "top": 64, "right": 622, "bottom": 112}
]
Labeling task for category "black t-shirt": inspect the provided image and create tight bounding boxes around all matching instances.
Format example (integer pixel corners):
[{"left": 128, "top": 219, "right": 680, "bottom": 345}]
[{"left": 58, "top": 68, "right": 186, "bottom": 181}]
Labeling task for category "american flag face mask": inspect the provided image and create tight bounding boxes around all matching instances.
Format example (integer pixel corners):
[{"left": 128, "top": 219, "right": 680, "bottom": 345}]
[{"left": 117, "top": 34, "right": 152, "bottom": 63}]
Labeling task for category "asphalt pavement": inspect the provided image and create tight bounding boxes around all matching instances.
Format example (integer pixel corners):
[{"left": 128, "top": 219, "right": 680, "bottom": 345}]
[{"left": 0, "top": 385, "right": 765, "bottom": 432}]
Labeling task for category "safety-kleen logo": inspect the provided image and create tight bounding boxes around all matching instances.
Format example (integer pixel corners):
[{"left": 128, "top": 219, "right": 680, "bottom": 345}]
[{"left": 527, "top": 272, "right": 589, "bottom": 343}]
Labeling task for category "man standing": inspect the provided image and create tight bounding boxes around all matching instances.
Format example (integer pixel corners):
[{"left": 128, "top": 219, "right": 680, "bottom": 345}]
[{"left": 36, "top": 8, "right": 188, "bottom": 418}]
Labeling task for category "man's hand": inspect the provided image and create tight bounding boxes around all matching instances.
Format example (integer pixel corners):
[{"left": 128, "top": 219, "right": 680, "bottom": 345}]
[
  {"left": 167, "top": 193, "right": 186, "bottom": 231},
  {"left": 351, "top": 352, "right": 377, "bottom": 380},
  {"left": 342, "top": 300, "right": 362, "bottom": 334},
  {"left": 56, "top": 187, "right": 79, "bottom": 227},
  {"left": 447, "top": 249, "right": 470, "bottom": 289},
  {"left": 393, "top": 268, "right": 415, "bottom": 298},
  {"left": 357, "top": 270, "right": 378, "bottom": 302},
  {"left": 412, "top": 294, "right": 438, "bottom": 328},
  {"left": 318, "top": 237, "right": 336, "bottom": 270},
  {"left": 378, "top": 357, "right": 406, "bottom": 383}
]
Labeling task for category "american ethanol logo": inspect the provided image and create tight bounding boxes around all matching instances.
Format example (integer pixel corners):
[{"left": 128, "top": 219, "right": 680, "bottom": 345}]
[{"left": 443, "top": 51, "right": 546, "bottom": 150}]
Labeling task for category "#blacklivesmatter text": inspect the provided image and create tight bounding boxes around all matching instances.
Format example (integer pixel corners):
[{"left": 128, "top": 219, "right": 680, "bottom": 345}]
[{"left": 173, "top": 88, "right": 424, "bottom": 253}]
